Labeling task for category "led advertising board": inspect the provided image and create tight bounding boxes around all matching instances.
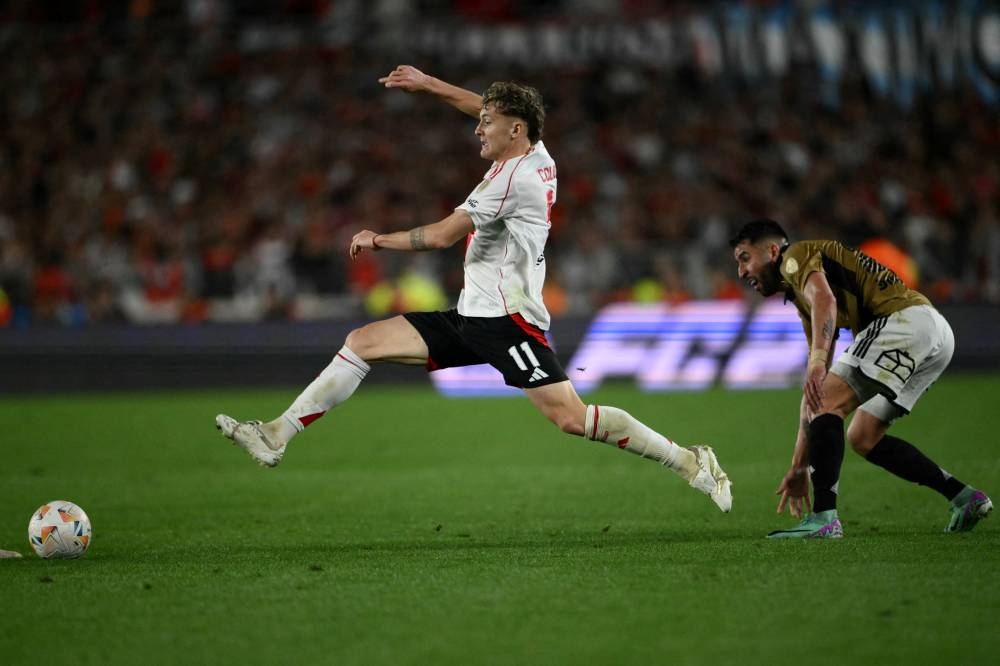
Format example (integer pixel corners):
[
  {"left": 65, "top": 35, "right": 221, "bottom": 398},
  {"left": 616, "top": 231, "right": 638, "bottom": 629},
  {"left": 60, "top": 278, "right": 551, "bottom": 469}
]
[{"left": 430, "top": 300, "right": 854, "bottom": 397}]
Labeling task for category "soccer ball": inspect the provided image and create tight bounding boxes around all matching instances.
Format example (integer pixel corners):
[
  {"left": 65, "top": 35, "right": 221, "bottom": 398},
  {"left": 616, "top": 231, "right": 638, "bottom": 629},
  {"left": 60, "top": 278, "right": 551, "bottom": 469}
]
[{"left": 28, "top": 500, "right": 92, "bottom": 559}]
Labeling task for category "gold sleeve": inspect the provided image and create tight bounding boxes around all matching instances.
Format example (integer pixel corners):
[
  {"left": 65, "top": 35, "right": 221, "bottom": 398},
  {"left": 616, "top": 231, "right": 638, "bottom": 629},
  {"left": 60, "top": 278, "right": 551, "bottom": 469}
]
[{"left": 780, "top": 243, "right": 825, "bottom": 294}]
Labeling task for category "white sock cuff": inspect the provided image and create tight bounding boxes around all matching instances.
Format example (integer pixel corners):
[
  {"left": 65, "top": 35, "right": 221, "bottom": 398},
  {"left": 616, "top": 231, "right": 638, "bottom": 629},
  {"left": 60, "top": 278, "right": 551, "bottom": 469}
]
[
  {"left": 585, "top": 404, "right": 606, "bottom": 441},
  {"left": 336, "top": 345, "right": 371, "bottom": 378},
  {"left": 282, "top": 413, "right": 305, "bottom": 434}
]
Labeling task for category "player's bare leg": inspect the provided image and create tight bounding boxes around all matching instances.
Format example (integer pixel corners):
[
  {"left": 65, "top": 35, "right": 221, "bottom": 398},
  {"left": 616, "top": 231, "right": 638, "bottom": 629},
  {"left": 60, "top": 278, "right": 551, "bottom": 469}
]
[
  {"left": 524, "top": 381, "right": 732, "bottom": 512},
  {"left": 216, "top": 316, "right": 427, "bottom": 466}
]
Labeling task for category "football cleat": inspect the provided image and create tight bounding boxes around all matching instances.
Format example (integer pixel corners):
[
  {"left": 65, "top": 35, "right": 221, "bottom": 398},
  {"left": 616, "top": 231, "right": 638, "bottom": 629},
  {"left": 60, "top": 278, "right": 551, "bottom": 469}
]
[
  {"left": 215, "top": 414, "right": 285, "bottom": 468},
  {"left": 767, "top": 510, "right": 843, "bottom": 539},
  {"left": 944, "top": 487, "right": 992, "bottom": 533},
  {"left": 0, "top": 549, "right": 22, "bottom": 559},
  {"left": 687, "top": 445, "right": 733, "bottom": 513}
]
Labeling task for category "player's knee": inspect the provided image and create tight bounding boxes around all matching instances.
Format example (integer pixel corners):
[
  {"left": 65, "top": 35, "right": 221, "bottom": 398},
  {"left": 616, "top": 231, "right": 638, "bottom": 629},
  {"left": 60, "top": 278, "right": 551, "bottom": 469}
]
[
  {"left": 343, "top": 327, "right": 370, "bottom": 355},
  {"left": 847, "top": 435, "right": 873, "bottom": 456},
  {"left": 846, "top": 423, "right": 878, "bottom": 456}
]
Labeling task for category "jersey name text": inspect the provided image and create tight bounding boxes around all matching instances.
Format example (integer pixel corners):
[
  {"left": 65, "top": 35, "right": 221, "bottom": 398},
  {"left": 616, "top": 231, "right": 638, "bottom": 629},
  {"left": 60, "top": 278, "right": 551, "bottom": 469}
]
[{"left": 536, "top": 166, "right": 557, "bottom": 182}]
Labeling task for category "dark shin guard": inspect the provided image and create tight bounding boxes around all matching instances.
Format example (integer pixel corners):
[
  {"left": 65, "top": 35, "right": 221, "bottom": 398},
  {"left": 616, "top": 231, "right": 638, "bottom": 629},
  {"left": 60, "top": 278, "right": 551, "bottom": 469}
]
[{"left": 808, "top": 413, "right": 846, "bottom": 513}]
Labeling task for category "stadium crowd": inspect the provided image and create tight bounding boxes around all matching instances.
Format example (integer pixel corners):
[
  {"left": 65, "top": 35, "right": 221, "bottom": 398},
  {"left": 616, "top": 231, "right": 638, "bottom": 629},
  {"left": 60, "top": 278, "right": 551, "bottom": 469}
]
[{"left": 2, "top": 1, "right": 998, "bottom": 327}]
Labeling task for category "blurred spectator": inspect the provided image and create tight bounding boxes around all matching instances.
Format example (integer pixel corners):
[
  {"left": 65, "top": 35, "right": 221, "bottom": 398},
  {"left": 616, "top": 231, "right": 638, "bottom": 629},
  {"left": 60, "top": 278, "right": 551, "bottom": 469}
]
[
  {"left": 1, "top": 1, "right": 998, "bottom": 329},
  {"left": 32, "top": 249, "right": 81, "bottom": 325}
]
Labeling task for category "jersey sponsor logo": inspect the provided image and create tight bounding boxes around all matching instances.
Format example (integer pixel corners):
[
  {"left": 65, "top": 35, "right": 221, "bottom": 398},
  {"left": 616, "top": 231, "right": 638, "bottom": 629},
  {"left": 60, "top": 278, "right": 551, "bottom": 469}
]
[{"left": 465, "top": 198, "right": 479, "bottom": 208}]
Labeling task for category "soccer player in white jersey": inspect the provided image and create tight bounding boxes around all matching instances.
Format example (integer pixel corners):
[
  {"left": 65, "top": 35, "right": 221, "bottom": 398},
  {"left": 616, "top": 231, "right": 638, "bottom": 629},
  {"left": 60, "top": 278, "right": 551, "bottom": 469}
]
[{"left": 215, "top": 65, "right": 732, "bottom": 513}]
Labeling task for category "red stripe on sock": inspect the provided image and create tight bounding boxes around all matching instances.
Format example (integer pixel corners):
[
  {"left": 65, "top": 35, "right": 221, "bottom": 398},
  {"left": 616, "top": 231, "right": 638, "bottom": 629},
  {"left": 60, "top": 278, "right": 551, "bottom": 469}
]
[
  {"left": 299, "top": 412, "right": 326, "bottom": 427},
  {"left": 617, "top": 437, "right": 629, "bottom": 449},
  {"left": 590, "top": 405, "right": 599, "bottom": 440},
  {"left": 337, "top": 352, "right": 367, "bottom": 373}
]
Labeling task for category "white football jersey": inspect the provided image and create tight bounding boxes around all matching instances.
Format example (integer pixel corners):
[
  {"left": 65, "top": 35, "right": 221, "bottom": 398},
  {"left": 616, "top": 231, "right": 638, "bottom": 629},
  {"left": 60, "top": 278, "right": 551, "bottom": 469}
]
[{"left": 455, "top": 141, "right": 557, "bottom": 329}]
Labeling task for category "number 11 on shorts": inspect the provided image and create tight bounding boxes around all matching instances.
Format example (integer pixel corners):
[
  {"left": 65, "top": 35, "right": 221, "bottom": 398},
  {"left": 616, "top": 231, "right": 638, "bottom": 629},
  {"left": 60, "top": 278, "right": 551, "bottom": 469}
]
[{"left": 508, "top": 341, "right": 540, "bottom": 371}]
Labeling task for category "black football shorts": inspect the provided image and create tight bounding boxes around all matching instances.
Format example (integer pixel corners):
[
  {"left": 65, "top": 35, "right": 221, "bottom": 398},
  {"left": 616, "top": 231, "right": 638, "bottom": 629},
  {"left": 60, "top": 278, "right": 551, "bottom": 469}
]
[{"left": 403, "top": 309, "right": 568, "bottom": 388}]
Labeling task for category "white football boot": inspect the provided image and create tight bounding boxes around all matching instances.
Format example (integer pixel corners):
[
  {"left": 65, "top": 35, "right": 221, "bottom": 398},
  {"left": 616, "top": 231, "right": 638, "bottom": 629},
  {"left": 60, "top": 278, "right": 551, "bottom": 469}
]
[
  {"left": 215, "top": 414, "right": 286, "bottom": 468},
  {"left": 0, "top": 549, "right": 22, "bottom": 559},
  {"left": 687, "top": 445, "right": 733, "bottom": 513}
]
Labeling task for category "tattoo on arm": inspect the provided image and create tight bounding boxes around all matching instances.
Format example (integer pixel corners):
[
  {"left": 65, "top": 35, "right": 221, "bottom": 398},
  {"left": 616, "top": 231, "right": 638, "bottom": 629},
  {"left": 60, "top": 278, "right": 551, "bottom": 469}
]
[
  {"left": 409, "top": 227, "right": 428, "bottom": 251},
  {"left": 821, "top": 317, "right": 834, "bottom": 342}
]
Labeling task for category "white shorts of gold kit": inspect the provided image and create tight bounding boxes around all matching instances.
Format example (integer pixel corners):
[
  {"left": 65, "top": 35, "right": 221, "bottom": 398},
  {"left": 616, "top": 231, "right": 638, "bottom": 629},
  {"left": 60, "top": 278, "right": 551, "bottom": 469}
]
[{"left": 831, "top": 304, "right": 954, "bottom": 423}]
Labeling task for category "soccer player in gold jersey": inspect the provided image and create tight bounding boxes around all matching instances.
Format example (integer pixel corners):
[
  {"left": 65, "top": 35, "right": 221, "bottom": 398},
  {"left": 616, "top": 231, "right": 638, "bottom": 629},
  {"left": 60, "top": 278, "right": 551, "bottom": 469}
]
[{"left": 731, "top": 219, "right": 991, "bottom": 538}]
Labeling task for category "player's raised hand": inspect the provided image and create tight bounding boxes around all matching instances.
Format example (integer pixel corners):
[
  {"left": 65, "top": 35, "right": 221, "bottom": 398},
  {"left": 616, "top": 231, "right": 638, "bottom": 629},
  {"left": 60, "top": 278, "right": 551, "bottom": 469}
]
[
  {"left": 775, "top": 465, "right": 812, "bottom": 518},
  {"left": 350, "top": 229, "right": 381, "bottom": 260},
  {"left": 378, "top": 65, "right": 430, "bottom": 92}
]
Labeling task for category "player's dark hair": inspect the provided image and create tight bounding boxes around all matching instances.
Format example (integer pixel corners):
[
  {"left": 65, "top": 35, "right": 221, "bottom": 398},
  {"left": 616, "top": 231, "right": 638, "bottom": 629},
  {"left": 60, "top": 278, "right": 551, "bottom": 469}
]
[
  {"left": 482, "top": 81, "right": 545, "bottom": 144},
  {"left": 729, "top": 219, "right": 789, "bottom": 248}
]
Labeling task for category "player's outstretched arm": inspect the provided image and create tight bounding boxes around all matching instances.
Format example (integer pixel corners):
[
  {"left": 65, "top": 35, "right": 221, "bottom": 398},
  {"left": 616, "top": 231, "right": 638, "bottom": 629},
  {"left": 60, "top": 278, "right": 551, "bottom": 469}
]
[
  {"left": 350, "top": 209, "right": 475, "bottom": 260},
  {"left": 801, "top": 271, "right": 837, "bottom": 413},
  {"left": 379, "top": 65, "right": 483, "bottom": 118},
  {"left": 775, "top": 395, "right": 813, "bottom": 518}
]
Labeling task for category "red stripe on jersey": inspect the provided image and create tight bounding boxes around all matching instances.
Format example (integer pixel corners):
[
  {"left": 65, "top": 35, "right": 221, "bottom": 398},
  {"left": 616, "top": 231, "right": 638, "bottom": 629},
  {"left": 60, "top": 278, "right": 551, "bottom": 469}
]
[
  {"left": 299, "top": 412, "right": 325, "bottom": 427},
  {"left": 487, "top": 160, "right": 506, "bottom": 179},
  {"left": 493, "top": 154, "right": 533, "bottom": 314},
  {"left": 494, "top": 154, "right": 530, "bottom": 219},
  {"left": 497, "top": 236, "right": 511, "bottom": 312},
  {"left": 510, "top": 312, "right": 549, "bottom": 348}
]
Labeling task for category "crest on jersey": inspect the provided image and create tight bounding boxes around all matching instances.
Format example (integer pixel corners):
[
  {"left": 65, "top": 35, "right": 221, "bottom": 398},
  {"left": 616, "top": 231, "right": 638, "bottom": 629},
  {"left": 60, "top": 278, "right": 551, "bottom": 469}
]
[
  {"left": 476, "top": 179, "right": 491, "bottom": 192},
  {"left": 875, "top": 349, "right": 916, "bottom": 382},
  {"left": 784, "top": 258, "right": 799, "bottom": 274}
]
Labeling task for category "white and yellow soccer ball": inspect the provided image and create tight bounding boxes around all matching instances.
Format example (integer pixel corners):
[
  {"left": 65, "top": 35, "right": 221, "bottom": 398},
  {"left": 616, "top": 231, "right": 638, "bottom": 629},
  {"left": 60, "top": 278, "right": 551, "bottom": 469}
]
[{"left": 28, "top": 500, "right": 92, "bottom": 559}]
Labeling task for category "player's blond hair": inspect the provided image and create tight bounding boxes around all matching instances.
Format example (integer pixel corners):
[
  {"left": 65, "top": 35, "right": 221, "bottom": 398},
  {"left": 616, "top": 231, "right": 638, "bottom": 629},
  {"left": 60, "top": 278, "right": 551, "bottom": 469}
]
[{"left": 482, "top": 82, "right": 545, "bottom": 144}]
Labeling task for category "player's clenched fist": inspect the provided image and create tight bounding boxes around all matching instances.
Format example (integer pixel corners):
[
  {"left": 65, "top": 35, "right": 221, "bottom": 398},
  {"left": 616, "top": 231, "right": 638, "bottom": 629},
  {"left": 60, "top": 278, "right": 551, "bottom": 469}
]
[{"left": 350, "top": 229, "right": 380, "bottom": 260}]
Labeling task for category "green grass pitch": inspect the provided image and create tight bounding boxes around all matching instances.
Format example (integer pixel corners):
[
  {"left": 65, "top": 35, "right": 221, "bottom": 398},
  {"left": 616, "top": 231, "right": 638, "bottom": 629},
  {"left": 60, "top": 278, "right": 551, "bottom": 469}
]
[{"left": 1, "top": 375, "right": 998, "bottom": 665}]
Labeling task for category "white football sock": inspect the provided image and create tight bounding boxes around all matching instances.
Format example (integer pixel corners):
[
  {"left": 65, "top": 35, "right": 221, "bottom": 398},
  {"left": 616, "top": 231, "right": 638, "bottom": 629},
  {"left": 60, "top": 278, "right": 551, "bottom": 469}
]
[
  {"left": 265, "top": 345, "right": 370, "bottom": 443},
  {"left": 584, "top": 404, "right": 697, "bottom": 479}
]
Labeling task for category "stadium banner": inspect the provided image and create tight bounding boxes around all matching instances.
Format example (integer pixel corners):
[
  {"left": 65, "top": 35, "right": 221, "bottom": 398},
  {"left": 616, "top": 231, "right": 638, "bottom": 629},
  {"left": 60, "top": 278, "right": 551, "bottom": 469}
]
[
  {"left": 1, "top": 301, "right": 998, "bottom": 394},
  {"left": 233, "top": 1, "right": 1000, "bottom": 106},
  {"left": 367, "top": 0, "right": 1000, "bottom": 107},
  {"left": 430, "top": 300, "right": 854, "bottom": 398}
]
